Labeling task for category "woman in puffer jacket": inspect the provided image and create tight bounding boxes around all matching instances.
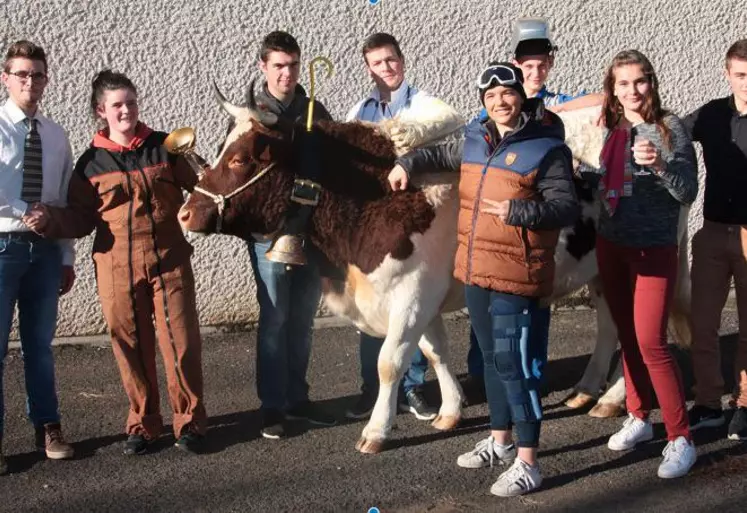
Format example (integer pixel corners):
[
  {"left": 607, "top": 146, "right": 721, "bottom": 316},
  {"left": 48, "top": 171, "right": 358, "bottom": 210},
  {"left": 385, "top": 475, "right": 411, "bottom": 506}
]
[{"left": 387, "top": 62, "right": 579, "bottom": 497}]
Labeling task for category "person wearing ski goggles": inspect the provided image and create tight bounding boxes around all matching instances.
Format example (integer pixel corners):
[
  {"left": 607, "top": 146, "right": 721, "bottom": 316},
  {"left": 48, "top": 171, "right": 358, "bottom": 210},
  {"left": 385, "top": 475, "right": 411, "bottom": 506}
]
[{"left": 386, "top": 61, "right": 578, "bottom": 498}]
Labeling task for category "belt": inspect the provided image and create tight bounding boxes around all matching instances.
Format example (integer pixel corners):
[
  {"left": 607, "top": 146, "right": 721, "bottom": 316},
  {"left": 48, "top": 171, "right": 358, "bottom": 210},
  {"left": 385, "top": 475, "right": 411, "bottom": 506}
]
[{"left": 0, "top": 231, "right": 44, "bottom": 242}]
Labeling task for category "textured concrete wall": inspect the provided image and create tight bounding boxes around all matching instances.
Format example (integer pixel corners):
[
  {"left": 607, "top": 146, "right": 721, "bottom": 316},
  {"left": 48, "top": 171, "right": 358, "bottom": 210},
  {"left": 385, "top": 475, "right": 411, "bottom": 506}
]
[{"left": 3, "top": 0, "right": 745, "bottom": 337}]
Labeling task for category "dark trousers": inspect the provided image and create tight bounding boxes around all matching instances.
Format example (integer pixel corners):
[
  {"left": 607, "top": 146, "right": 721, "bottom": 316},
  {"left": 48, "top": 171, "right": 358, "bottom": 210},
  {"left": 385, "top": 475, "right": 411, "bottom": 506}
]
[
  {"left": 465, "top": 285, "right": 549, "bottom": 448},
  {"left": 691, "top": 221, "right": 747, "bottom": 409},
  {"left": 467, "top": 327, "right": 484, "bottom": 377}
]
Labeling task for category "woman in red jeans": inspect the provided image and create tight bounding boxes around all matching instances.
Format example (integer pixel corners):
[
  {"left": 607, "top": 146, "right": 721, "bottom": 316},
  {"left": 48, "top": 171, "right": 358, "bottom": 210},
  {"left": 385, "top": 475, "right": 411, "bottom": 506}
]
[{"left": 582, "top": 50, "right": 698, "bottom": 478}]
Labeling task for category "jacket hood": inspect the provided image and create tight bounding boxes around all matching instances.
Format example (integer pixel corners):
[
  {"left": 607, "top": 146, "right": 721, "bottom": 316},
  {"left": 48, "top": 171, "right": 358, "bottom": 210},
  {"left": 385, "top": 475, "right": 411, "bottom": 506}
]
[{"left": 92, "top": 122, "right": 154, "bottom": 152}]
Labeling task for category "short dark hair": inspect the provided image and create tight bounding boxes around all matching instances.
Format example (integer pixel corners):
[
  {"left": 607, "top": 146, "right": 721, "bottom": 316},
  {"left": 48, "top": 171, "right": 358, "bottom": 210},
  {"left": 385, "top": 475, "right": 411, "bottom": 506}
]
[
  {"left": 259, "top": 31, "right": 301, "bottom": 62},
  {"left": 3, "top": 40, "right": 48, "bottom": 73},
  {"left": 90, "top": 69, "right": 137, "bottom": 117},
  {"left": 361, "top": 33, "right": 403, "bottom": 64},
  {"left": 726, "top": 39, "right": 747, "bottom": 68}
]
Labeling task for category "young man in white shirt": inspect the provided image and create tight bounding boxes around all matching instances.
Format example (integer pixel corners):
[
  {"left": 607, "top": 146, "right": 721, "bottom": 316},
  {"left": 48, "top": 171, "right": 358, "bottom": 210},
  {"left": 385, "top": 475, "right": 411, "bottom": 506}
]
[
  {"left": 0, "top": 41, "right": 76, "bottom": 474},
  {"left": 345, "top": 33, "right": 463, "bottom": 420}
]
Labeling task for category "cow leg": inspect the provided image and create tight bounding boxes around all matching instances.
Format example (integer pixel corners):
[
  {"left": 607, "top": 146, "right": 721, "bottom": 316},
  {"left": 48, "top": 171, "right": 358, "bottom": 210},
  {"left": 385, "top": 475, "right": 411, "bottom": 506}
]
[
  {"left": 566, "top": 278, "right": 619, "bottom": 408},
  {"left": 417, "top": 316, "right": 463, "bottom": 431},
  {"left": 357, "top": 321, "right": 425, "bottom": 454},
  {"left": 592, "top": 360, "right": 626, "bottom": 417},
  {"left": 668, "top": 235, "right": 693, "bottom": 348},
  {"left": 588, "top": 283, "right": 626, "bottom": 418}
]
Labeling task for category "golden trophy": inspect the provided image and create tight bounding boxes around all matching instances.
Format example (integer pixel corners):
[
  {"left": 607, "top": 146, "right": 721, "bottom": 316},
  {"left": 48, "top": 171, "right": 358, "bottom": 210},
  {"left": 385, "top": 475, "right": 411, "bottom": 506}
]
[{"left": 163, "top": 127, "right": 209, "bottom": 177}]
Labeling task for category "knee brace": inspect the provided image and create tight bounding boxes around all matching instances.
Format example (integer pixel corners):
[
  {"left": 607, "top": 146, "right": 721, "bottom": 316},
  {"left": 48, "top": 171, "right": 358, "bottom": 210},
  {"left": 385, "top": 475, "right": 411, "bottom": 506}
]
[{"left": 491, "top": 309, "right": 543, "bottom": 423}]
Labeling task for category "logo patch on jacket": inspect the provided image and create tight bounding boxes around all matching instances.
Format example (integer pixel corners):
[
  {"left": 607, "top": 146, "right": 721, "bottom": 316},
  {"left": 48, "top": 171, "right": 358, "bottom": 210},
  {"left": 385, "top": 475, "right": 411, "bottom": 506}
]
[{"left": 505, "top": 152, "right": 517, "bottom": 166}]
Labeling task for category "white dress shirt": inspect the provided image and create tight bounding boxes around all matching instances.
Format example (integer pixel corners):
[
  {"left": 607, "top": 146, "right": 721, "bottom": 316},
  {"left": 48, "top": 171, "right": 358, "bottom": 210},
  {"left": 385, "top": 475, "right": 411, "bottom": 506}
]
[{"left": 0, "top": 98, "right": 75, "bottom": 265}]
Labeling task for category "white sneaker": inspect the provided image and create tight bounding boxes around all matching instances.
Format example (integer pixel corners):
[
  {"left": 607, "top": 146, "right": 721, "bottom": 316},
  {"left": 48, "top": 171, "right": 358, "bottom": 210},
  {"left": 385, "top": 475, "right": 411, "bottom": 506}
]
[
  {"left": 608, "top": 413, "right": 654, "bottom": 451},
  {"left": 490, "top": 457, "right": 542, "bottom": 497},
  {"left": 657, "top": 436, "right": 696, "bottom": 478},
  {"left": 456, "top": 436, "right": 517, "bottom": 469}
]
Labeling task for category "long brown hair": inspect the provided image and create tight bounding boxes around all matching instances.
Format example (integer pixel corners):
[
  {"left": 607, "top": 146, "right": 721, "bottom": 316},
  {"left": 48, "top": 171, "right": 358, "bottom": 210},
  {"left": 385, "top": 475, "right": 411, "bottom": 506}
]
[{"left": 601, "top": 50, "right": 671, "bottom": 147}]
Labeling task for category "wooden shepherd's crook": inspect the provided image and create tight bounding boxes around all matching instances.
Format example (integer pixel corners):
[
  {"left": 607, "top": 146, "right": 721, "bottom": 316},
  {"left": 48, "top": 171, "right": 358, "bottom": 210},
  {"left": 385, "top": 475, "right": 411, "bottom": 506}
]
[{"left": 306, "top": 56, "right": 334, "bottom": 132}]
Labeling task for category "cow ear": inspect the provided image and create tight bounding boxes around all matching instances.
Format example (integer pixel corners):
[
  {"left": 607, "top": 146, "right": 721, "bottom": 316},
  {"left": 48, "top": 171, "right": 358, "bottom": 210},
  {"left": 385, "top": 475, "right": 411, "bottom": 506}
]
[{"left": 252, "top": 135, "right": 278, "bottom": 163}]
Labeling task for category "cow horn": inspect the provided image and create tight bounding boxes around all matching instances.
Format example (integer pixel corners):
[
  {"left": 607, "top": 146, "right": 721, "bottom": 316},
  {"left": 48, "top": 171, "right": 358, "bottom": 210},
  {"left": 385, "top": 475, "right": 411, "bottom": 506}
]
[
  {"left": 245, "top": 78, "right": 279, "bottom": 127},
  {"left": 212, "top": 80, "right": 252, "bottom": 120}
]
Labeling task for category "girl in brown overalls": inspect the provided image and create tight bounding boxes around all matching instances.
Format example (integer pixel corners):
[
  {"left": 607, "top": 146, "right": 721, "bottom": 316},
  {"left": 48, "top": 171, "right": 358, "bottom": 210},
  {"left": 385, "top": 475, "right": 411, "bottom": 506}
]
[{"left": 33, "top": 70, "right": 207, "bottom": 455}]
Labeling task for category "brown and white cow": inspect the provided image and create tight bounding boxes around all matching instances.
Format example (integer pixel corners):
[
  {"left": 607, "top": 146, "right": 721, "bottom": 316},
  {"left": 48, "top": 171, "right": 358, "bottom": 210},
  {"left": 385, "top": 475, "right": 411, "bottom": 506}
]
[
  {"left": 178, "top": 92, "right": 691, "bottom": 452},
  {"left": 180, "top": 84, "right": 467, "bottom": 453}
]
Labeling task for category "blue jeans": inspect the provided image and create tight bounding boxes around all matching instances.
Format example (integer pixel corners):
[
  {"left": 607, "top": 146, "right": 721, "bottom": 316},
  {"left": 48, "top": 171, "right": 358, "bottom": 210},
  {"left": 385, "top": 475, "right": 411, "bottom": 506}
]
[
  {"left": 467, "top": 327, "right": 484, "bottom": 378},
  {"left": 465, "top": 285, "right": 550, "bottom": 448},
  {"left": 359, "top": 333, "right": 428, "bottom": 396},
  {"left": 248, "top": 240, "right": 321, "bottom": 412},
  {"left": 0, "top": 235, "right": 63, "bottom": 437}
]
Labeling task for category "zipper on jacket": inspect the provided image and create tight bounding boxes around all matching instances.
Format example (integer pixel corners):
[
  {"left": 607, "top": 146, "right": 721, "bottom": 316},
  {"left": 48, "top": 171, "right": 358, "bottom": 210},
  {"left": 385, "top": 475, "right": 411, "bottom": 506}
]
[
  {"left": 521, "top": 226, "right": 531, "bottom": 281},
  {"left": 133, "top": 155, "right": 191, "bottom": 404},
  {"left": 465, "top": 131, "right": 516, "bottom": 283},
  {"left": 465, "top": 119, "right": 534, "bottom": 283},
  {"left": 122, "top": 168, "right": 153, "bottom": 393}
]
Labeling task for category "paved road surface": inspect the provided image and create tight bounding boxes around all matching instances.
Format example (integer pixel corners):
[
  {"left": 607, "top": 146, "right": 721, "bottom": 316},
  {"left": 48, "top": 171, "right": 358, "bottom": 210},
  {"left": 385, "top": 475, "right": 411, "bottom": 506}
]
[{"left": 0, "top": 308, "right": 745, "bottom": 512}]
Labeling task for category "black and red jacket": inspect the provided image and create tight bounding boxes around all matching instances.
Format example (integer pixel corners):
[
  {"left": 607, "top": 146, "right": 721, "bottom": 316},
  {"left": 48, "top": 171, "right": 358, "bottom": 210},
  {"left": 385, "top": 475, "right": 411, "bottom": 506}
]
[{"left": 42, "top": 123, "right": 197, "bottom": 258}]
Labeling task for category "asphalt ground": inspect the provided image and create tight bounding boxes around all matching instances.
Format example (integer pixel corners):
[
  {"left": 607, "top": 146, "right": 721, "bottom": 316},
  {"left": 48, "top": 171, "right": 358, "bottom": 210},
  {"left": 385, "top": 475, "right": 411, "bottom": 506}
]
[{"left": 0, "top": 306, "right": 745, "bottom": 513}]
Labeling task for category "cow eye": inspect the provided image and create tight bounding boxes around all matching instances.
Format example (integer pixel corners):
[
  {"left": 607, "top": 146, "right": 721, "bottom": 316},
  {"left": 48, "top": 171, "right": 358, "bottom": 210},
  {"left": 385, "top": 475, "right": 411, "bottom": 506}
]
[{"left": 228, "top": 155, "right": 251, "bottom": 169}]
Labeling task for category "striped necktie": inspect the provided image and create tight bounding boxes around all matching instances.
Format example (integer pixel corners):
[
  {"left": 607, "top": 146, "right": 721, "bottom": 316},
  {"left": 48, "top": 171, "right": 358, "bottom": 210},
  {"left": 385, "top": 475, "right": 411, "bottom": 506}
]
[{"left": 21, "top": 117, "right": 43, "bottom": 203}]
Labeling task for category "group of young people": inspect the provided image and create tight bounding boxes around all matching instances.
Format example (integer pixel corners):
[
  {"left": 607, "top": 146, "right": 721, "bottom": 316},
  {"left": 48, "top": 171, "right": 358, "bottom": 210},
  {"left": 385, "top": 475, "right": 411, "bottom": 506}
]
[
  {"left": 0, "top": 18, "right": 746, "bottom": 501},
  {"left": 387, "top": 27, "right": 746, "bottom": 496}
]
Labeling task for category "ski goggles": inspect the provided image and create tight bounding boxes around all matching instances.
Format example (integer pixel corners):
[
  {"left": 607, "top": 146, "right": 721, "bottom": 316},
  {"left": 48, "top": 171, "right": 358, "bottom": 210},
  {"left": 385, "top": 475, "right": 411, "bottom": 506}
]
[{"left": 475, "top": 64, "right": 521, "bottom": 90}]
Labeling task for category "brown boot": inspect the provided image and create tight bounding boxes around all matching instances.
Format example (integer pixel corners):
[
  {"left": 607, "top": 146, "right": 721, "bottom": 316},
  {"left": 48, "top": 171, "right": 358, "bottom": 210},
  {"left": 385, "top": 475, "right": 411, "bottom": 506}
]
[{"left": 35, "top": 423, "right": 74, "bottom": 460}]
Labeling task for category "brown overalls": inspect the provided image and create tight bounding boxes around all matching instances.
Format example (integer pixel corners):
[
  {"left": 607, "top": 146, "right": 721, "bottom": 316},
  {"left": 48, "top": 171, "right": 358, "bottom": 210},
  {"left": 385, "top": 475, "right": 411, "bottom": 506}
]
[{"left": 43, "top": 123, "right": 206, "bottom": 438}]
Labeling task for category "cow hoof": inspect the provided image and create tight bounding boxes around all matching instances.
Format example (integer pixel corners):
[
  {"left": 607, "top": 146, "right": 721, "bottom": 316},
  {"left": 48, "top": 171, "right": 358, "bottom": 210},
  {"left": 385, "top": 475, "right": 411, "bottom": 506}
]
[
  {"left": 431, "top": 414, "right": 460, "bottom": 431},
  {"left": 589, "top": 402, "right": 625, "bottom": 418},
  {"left": 565, "top": 392, "right": 595, "bottom": 409},
  {"left": 355, "top": 437, "right": 385, "bottom": 454}
]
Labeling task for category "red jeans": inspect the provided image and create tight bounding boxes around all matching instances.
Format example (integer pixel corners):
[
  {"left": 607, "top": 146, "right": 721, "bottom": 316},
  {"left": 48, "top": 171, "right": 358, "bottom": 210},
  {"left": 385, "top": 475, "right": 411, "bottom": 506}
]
[{"left": 596, "top": 236, "right": 690, "bottom": 441}]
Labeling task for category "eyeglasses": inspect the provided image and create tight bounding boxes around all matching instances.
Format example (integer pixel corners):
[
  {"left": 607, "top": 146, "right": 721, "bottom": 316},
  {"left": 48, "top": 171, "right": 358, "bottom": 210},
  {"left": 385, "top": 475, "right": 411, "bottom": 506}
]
[
  {"left": 7, "top": 71, "right": 48, "bottom": 83},
  {"left": 476, "top": 65, "right": 520, "bottom": 90}
]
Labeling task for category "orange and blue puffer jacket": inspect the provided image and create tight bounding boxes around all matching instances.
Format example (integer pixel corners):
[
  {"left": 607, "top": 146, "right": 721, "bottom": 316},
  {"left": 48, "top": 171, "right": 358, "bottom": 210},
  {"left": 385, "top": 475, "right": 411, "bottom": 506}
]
[{"left": 398, "top": 101, "right": 579, "bottom": 297}]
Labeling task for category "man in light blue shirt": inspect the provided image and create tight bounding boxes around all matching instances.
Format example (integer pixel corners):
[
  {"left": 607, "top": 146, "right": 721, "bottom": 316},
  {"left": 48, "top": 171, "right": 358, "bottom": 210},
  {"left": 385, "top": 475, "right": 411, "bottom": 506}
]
[
  {"left": 0, "top": 41, "right": 76, "bottom": 473},
  {"left": 345, "top": 33, "right": 463, "bottom": 420}
]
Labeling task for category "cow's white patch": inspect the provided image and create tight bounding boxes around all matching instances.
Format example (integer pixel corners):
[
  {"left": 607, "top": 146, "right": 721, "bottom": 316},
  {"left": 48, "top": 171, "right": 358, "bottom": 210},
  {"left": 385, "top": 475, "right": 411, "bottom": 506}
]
[{"left": 212, "top": 119, "right": 255, "bottom": 168}]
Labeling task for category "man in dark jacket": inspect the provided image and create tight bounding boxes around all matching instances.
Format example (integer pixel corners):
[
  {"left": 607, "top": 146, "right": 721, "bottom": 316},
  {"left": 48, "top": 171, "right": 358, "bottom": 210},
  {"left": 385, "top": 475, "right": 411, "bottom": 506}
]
[
  {"left": 685, "top": 39, "right": 747, "bottom": 441},
  {"left": 237, "top": 31, "right": 335, "bottom": 440}
]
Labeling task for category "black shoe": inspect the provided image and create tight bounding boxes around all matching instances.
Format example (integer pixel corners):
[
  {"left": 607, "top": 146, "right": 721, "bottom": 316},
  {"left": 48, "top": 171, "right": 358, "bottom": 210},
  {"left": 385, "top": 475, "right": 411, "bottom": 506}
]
[
  {"left": 688, "top": 404, "right": 725, "bottom": 431},
  {"left": 0, "top": 451, "right": 7, "bottom": 476},
  {"left": 261, "top": 409, "right": 286, "bottom": 439},
  {"left": 286, "top": 401, "right": 337, "bottom": 427},
  {"left": 345, "top": 389, "right": 377, "bottom": 420},
  {"left": 124, "top": 434, "right": 151, "bottom": 456},
  {"left": 174, "top": 429, "right": 205, "bottom": 454},
  {"left": 400, "top": 388, "right": 438, "bottom": 421},
  {"left": 728, "top": 407, "right": 747, "bottom": 441},
  {"left": 460, "top": 374, "right": 487, "bottom": 406}
]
